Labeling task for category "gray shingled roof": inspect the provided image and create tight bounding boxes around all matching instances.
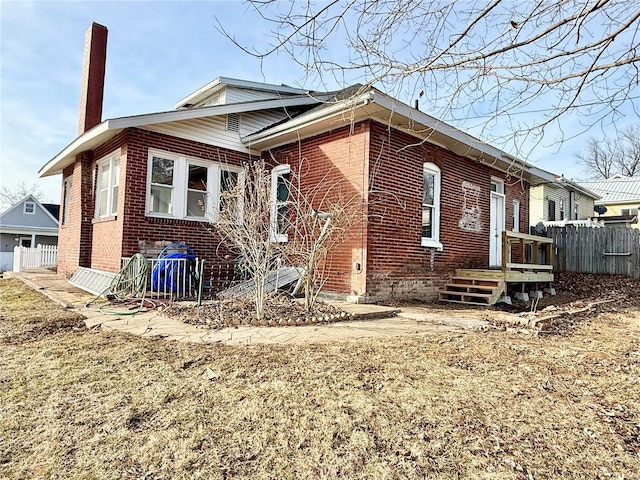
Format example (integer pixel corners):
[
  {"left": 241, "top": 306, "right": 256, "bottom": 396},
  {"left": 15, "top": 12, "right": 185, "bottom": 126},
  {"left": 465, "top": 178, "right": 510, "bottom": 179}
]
[{"left": 578, "top": 175, "right": 640, "bottom": 204}]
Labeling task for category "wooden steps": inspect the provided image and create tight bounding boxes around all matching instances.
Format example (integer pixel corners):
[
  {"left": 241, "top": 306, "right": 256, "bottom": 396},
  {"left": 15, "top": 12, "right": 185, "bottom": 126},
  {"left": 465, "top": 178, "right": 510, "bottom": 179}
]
[{"left": 439, "top": 270, "right": 505, "bottom": 305}]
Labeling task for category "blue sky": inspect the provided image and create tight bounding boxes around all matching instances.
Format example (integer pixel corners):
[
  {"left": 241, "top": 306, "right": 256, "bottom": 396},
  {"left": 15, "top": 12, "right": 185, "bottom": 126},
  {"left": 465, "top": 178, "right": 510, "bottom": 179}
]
[{"left": 1, "top": 1, "right": 636, "bottom": 205}]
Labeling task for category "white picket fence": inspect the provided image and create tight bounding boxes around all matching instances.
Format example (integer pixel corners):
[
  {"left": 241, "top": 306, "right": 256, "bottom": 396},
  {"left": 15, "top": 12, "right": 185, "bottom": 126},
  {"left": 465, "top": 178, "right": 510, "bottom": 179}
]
[{"left": 13, "top": 245, "right": 58, "bottom": 272}]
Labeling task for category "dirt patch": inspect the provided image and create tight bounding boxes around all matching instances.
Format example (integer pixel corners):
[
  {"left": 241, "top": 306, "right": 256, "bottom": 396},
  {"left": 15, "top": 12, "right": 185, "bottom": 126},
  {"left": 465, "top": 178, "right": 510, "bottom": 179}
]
[
  {"left": 164, "top": 294, "right": 348, "bottom": 328},
  {"left": 0, "top": 279, "right": 86, "bottom": 343}
]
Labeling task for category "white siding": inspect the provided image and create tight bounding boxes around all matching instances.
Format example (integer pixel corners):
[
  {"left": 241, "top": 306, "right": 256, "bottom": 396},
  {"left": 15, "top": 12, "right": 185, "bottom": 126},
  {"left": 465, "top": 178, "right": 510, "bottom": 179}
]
[
  {"left": 224, "top": 86, "right": 290, "bottom": 104},
  {"left": 240, "top": 110, "right": 291, "bottom": 136},
  {"left": 142, "top": 117, "right": 252, "bottom": 154},
  {"left": 141, "top": 108, "right": 292, "bottom": 152},
  {"left": 529, "top": 185, "right": 545, "bottom": 226},
  {"left": 530, "top": 184, "right": 596, "bottom": 226}
]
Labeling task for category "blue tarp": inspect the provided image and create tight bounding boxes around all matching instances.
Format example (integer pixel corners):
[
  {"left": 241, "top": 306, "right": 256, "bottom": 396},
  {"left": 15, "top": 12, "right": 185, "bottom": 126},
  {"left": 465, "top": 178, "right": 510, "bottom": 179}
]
[{"left": 151, "top": 243, "right": 196, "bottom": 294}]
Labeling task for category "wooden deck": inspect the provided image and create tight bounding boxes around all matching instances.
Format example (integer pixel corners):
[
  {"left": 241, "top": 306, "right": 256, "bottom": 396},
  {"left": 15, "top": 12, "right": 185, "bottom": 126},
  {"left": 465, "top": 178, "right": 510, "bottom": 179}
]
[{"left": 440, "top": 231, "right": 554, "bottom": 305}]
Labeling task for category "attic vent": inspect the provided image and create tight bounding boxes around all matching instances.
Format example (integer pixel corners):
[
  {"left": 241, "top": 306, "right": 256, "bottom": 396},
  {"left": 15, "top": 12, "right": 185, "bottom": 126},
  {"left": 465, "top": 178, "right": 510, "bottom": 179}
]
[{"left": 226, "top": 113, "right": 240, "bottom": 132}]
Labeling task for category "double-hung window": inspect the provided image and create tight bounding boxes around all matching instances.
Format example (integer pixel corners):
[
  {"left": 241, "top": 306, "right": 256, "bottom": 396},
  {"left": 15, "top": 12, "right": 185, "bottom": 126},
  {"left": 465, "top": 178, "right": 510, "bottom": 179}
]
[
  {"left": 421, "top": 163, "right": 442, "bottom": 249},
  {"left": 186, "top": 163, "right": 208, "bottom": 218},
  {"left": 270, "top": 164, "right": 291, "bottom": 242},
  {"left": 23, "top": 201, "right": 35, "bottom": 215},
  {"left": 147, "top": 150, "right": 242, "bottom": 221},
  {"left": 150, "top": 156, "right": 175, "bottom": 215},
  {"left": 95, "top": 152, "right": 120, "bottom": 217}
]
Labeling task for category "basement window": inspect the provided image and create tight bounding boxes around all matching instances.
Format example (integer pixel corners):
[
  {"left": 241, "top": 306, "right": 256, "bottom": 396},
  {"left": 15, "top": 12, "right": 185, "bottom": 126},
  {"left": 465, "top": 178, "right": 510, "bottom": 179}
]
[
  {"left": 146, "top": 149, "right": 242, "bottom": 221},
  {"left": 95, "top": 151, "right": 120, "bottom": 218}
]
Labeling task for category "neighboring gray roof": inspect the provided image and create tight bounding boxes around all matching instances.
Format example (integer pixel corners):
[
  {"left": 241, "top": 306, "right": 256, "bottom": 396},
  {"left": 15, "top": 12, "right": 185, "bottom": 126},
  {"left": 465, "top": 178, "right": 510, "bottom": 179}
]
[
  {"left": 0, "top": 195, "right": 59, "bottom": 232},
  {"left": 578, "top": 176, "right": 640, "bottom": 204}
]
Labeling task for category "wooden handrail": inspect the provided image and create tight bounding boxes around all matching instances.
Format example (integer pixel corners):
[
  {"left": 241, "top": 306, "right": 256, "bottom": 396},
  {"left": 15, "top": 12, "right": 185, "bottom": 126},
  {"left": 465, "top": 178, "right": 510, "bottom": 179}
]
[{"left": 502, "top": 231, "right": 554, "bottom": 273}]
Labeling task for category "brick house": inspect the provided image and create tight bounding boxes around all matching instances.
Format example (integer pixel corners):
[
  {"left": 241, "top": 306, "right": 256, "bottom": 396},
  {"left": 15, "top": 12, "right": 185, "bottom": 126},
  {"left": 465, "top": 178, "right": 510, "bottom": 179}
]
[{"left": 39, "top": 23, "right": 555, "bottom": 302}]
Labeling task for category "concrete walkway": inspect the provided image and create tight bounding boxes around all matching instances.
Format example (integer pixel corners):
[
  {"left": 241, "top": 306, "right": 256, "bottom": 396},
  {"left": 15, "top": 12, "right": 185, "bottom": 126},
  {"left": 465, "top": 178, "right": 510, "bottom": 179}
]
[{"left": 4, "top": 270, "right": 490, "bottom": 345}]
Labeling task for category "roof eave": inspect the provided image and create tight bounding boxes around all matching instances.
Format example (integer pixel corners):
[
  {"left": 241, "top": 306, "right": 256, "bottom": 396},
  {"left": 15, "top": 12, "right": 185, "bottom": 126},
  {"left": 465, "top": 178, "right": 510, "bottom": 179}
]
[
  {"left": 244, "top": 88, "right": 557, "bottom": 184},
  {"left": 175, "top": 76, "right": 309, "bottom": 109},
  {"left": 40, "top": 96, "right": 322, "bottom": 178}
]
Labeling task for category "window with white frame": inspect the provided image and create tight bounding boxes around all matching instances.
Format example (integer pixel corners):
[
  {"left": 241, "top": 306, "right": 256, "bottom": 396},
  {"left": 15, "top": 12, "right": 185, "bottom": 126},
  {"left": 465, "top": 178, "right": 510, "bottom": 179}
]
[
  {"left": 559, "top": 199, "right": 565, "bottom": 220},
  {"left": 270, "top": 164, "right": 291, "bottom": 242},
  {"left": 23, "top": 201, "right": 35, "bottom": 215},
  {"left": 574, "top": 202, "right": 580, "bottom": 220},
  {"left": 95, "top": 152, "right": 120, "bottom": 217},
  {"left": 146, "top": 150, "right": 242, "bottom": 221},
  {"left": 62, "top": 177, "right": 72, "bottom": 225},
  {"left": 621, "top": 208, "right": 639, "bottom": 216},
  {"left": 512, "top": 200, "right": 520, "bottom": 232},
  {"left": 422, "top": 163, "right": 442, "bottom": 249}
]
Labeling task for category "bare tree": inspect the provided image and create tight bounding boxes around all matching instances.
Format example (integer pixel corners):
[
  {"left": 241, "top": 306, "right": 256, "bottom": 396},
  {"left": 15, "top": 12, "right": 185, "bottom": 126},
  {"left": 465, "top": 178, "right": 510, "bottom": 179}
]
[
  {"left": 278, "top": 157, "right": 363, "bottom": 311},
  {"left": 576, "top": 123, "right": 640, "bottom": 179},
  {"left": 216, "top": 158, "right": 362, "bottom": 317},
  {"left": 0, "top": 182, "right": 44, "bottom": 210},
  {"left": 219, "top": 1, "right": 639, "bottom": 153},
  {"left": 216, "top": 160, "right": 276, "bottom": 321}
]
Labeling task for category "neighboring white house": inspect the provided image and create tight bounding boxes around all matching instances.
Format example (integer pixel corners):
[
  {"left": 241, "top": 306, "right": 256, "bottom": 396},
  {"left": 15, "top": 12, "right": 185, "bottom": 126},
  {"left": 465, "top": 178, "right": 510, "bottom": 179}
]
[
  {"left": 0, "top": 195, "right": 59, "bottom": 271},
  {"left": 529, "top": 176, "right": 600, "bottom": 228}
]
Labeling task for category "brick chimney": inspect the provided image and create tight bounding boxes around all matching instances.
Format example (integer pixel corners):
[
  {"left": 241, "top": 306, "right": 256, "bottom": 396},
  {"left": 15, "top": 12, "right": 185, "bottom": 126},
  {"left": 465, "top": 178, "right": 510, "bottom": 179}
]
[{"left": 78, "top": 23, "right": 108, "bottom": 135}]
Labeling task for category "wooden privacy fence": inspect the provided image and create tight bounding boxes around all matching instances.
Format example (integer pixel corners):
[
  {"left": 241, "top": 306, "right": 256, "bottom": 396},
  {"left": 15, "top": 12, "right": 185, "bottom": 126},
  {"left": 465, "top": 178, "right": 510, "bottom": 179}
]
[{"left": 546, "top": 227, "right": 640, "bottom": 278}]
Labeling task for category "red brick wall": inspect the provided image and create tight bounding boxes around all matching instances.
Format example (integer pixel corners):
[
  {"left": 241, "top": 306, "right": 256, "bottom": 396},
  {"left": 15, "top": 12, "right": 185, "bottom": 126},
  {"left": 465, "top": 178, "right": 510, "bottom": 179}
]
[
  {"left": 264, "top": 123, "right": 370, "bottom": 295},
  {"left": 366, "top": 121, "right": 530, "bottom": 300},
  {"left": 59, "top": 127, "right": 253, "bottom": 276},
  {"left": 56, "top": 120, "right": 530, "bottom": 302},
  {"left": 57, "top": 152, "right": 96, "bottom": 278},
  {"left": 115, "top": 128, "right": 251, "bottom": 273}
]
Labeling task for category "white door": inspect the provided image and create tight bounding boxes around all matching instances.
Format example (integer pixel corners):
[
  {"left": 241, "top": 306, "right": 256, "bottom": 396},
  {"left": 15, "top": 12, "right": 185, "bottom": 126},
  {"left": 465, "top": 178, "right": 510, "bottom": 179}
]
[{"left": 489, "top": 192, "right": 505, "bottom": 267}]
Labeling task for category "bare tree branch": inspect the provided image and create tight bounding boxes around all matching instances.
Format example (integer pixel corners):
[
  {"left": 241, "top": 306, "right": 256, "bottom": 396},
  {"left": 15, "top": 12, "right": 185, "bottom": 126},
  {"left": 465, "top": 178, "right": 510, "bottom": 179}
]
[
  {"left": 218, "top": 0, "right": 640, "bottom": 152},
  {"left": 0, "top": 182, "right": 44, "bottom": 210},
  {"left": 575, "top": 123, "right": 640, "bottom": 179}
]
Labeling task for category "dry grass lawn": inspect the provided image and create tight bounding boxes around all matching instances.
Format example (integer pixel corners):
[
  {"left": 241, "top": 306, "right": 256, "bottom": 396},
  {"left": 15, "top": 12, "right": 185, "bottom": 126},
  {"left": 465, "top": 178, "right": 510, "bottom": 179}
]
[{"left": 1, "top": 278, "right": 639, "bottom": 479}]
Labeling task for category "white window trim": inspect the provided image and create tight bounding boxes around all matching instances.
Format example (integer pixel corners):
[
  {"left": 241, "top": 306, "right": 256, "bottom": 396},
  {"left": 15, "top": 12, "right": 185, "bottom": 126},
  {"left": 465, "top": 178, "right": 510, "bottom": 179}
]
[
  {"left": 146, "top": 149, "right": 242, "bottom": 222},
  {"left": 270, "top": 164, "right": 291, "bottom": 243},
  {"left": 574, "top": 202, "right": 580, "bottom": 220},
  {"left": 23, "top": 201, "right": 36, "bottom": 215},
  {"left": 421, "top": 162, "right": 443, "bottom": 250},
  {"left": 512, "top": 200, "right": 520, "bottom": 232},
  {"left": 490, "top": 176, "right": 505, "bottom": 195},
  {"left": 95, "top": 150, "right": 120, "bottom": 218}
]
